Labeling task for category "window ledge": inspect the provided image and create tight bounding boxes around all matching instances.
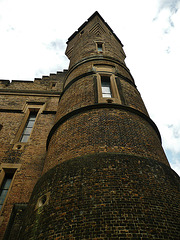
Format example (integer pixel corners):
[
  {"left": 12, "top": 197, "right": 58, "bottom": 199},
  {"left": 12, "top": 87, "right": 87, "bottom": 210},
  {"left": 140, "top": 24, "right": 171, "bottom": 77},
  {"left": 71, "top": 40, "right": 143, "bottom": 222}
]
[
  {"left": 12, "top": 143, "right": 27, "bottom": 151},
  {"left": 98, "top": 97, "right": 121, "bottom": 104}
]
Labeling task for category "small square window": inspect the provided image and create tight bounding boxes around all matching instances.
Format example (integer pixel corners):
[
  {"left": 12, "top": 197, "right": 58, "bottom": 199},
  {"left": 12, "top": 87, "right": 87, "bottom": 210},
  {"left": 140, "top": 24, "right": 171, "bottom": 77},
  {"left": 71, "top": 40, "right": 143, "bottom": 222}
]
[
  {"left": 97, "top": 43, "right": 103, "bottom": 52},
  {"left": 96, "top": 42, "right": 104, "bottom": 52},
  {"left": 50, "top": 82, "right": 56, "bottom": 89}
]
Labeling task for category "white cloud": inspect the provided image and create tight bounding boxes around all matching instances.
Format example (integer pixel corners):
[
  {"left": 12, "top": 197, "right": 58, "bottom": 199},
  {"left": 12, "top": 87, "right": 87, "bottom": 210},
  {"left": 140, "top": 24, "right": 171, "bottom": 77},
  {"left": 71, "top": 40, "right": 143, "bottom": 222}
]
[{"left": 166, "top": 150, "right": 180, "bottom": 176}]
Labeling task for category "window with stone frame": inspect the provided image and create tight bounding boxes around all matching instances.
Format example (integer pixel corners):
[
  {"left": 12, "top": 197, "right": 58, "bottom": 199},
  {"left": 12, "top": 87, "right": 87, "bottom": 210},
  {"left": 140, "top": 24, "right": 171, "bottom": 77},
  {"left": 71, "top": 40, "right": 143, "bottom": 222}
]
[
  {"left": 20, "top": 111, "right": 38, "bottom": 143},
  {"left": 94, "top": 65, "right": 121, "bottom": 104},
  {"left": 101, "top": 75, "right": 112, "bottom": 98},
  {"left": 0, "top": 164, "right": 21, "bottom": 212},
  {"left": 12, "top": 102, "right": 45, "bottom": 149},
  {"left": 0, "top": 172, "right": 14, "bottom": 210},
  {"left": 96, "top": 42, "right": 104, "bottom": 52}
]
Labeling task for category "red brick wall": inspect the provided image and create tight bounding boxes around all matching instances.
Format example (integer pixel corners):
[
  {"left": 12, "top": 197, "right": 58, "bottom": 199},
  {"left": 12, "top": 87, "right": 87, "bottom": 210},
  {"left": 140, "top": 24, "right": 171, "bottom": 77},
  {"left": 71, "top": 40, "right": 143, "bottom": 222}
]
[
  {"left": 0, "top": 72, "right": 66, "bottom": 239},
  {"left": 20, "top": 154, "right": 180, "bottom": 239}
]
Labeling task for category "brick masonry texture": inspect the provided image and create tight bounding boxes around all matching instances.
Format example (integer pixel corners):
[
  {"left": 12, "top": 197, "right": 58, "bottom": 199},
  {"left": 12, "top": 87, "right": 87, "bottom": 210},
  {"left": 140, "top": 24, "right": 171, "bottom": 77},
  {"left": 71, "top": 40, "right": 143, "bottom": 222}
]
[
  {"left": 3, "top": 204, "right": 27, "bottom": 239},
  {"left": 55, "top": 75, "right": 95, "bottom": 122},
  {"left": 0, "top": 72, "right": 65, "bottom": 239},
  {"left": 0, "top": 70, "right": 66, "bottom": 92},
  {"left": 56, "top": 75, "right": 148, "bottom": 123},
  {"left": 1, "top": 11, "right": 180, "bottom": 239},
  {"left": 64, "top": 59, "right": 134, "bottom": 88},
  {"left": 44, "top": 107, "right": 168, "bottom": 173},
  {"left": 0, "top": 111, "right": 56, "bottom": 239},
  {"left": 120, "top": 80, "right": 149, "bottom": 116},
  {"left": 19, "top": 154, "right": 180, "bottom": 239}
]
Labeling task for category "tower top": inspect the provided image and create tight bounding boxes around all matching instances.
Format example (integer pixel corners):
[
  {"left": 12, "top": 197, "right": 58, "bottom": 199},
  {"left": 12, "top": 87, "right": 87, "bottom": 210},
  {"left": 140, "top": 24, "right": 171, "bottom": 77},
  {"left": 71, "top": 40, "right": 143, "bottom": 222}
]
[{"left": 67, "top": 11, "right": 123, "bottom": 47}]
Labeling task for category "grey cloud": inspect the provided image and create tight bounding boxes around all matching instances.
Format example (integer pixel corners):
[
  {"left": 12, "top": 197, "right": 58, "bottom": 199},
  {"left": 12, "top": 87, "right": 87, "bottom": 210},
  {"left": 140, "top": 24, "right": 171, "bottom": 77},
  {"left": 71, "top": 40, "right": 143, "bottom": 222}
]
[
  {"left": 7, "top": 25, "right": 15, "bottom": 32},
  {"left": 154, "top": 0, "right": 180, "bottom": 21},
  {"left": 158, "top": 0, "right": 180, "bottom": 14},
  {"left": 153, "top": 0, "right": 180, "bottom": 38},
  {"left": 169, "top": 17, "right": 174, "bottom": 27},
  {"left": 167, "top": 124, "right": 180, "bottom": 139},
  {"left": 173, "top": 128, "right": 180, "bottom": 139},
  {"left": 48, "top": 39, "right": 66, "bottom": 51},
  {"left": 166, "top": 46, "right": 171, "bottom": 54}
]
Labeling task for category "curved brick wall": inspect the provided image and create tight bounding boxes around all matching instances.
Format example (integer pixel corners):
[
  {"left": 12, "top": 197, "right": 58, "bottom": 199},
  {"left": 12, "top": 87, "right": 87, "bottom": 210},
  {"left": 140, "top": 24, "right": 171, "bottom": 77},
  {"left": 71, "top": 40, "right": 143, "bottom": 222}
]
[
  {"left": 55, "top": 73, "right": 148, "bottom": 123},
  {"left": 55, "top": 75, "right": 95, "bottom": 123},
  {"left": 44, "top": 106, "right": 168, "bottom": 173},
  {"left": 64, "top": 58, "right": 134, "bottom": 87},
  {"left": 121, "top": 80, "right": 149, "bottom": 115},
  {"left": 19, "top": 154, "right": 180, "bottom": 239}
]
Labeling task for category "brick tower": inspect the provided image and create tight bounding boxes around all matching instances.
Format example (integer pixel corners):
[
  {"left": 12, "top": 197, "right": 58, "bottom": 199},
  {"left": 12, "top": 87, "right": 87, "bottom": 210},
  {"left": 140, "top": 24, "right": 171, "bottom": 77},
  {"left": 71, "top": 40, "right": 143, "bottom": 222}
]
[{"left": 1, "top": 12, "right": 180, "bottom": 239}]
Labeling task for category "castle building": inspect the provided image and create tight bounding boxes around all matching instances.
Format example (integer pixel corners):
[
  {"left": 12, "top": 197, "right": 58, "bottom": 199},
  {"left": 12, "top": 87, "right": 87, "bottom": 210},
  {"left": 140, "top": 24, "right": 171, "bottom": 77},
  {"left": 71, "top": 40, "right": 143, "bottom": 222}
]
[{"left": 0, "top": 12, "right": 179, "bottom": 239}]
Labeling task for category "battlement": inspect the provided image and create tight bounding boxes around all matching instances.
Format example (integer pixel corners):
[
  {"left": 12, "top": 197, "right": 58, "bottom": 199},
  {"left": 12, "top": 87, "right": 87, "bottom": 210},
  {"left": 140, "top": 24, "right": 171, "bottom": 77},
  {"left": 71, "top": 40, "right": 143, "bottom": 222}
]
[{"left": 0, "top": 70, "right": 68, "bottom": 92}]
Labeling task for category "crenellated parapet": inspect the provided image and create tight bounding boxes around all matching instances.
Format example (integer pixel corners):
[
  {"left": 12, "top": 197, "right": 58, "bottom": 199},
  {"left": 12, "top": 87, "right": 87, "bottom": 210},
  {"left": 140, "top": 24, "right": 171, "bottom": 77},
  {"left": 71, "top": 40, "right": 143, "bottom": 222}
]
[{"left": 0, "top": 70, "right": 67, "bottom": 93}]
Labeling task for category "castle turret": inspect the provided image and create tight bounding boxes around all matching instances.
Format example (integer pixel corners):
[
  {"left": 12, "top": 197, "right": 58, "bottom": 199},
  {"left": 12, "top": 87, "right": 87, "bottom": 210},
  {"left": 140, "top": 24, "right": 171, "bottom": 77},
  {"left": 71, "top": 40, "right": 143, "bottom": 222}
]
[{"left": 18, "top": 12, "right": 180, "bottom": 239}]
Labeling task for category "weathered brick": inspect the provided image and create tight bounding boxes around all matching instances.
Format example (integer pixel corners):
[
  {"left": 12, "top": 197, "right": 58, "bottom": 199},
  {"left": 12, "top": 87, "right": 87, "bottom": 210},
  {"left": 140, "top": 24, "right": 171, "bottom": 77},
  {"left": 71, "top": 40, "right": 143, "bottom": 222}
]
[{"left": 0, "top": 11, "right": 179, "bottom": 240}]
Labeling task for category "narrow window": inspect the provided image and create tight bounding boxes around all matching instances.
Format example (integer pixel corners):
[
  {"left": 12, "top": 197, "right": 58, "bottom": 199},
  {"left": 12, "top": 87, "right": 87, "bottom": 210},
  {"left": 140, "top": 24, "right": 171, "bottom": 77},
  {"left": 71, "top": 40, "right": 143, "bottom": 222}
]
[
  {"left": 95, "top": 65, "right": 121, "bottom": 104},
  {"left": 97, "top": 43, "right": 103, "bottom": 52},
  {"left": 51, "top": 82, "right": 56, "bottom": 89},
  {"left": 101, "top": 76, "right": 112, "bottom": 98},
  {"left": 0, "top": 173, "right": 13, "bottom": 210},
  {"left": 20, "top": 111, "right": 37, "bottom": 142}
]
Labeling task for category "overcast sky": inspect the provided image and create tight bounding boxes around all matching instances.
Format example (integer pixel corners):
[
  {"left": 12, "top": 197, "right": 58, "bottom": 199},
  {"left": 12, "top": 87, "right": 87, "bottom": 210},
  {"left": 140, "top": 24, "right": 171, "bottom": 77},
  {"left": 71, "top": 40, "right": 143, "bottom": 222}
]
[{"left": 0, "top": 0, "right": 180, "bottom": 175}]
